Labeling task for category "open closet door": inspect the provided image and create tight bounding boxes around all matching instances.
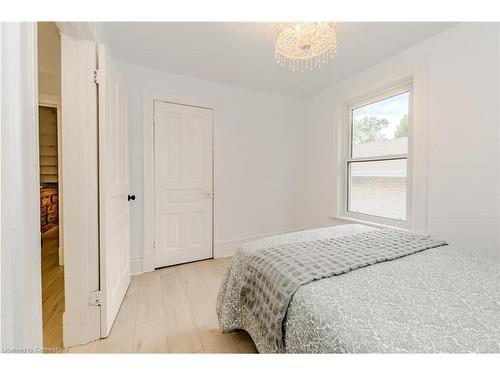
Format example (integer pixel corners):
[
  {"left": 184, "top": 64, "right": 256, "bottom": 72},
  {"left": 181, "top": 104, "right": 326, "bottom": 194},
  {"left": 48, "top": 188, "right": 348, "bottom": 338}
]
[{"left": 97, "top": 44, "right": 131, "bottom": 337}]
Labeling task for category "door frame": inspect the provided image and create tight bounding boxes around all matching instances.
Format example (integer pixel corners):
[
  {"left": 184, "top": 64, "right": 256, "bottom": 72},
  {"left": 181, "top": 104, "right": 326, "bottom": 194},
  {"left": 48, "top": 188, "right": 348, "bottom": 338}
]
[
  {"left": 142, "top": 91, "right": 218, "bottom": 273},
  {"left": 0, "top": 21, "right": 110, "bottom": 350},
  {"left": 59, "top": 23, "right": 102, "bottom": 348},
  {"left": 0, "top": 22, "right": 42, "bottom": 350},
  {"left": 38, "top": 94, "right": 64, "bottom": 266}
]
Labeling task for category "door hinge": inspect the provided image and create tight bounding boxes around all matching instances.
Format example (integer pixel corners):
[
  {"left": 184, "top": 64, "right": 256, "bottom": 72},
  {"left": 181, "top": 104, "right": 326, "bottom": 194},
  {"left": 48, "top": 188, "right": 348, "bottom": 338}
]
[
  {"left": 89, "top": 290, "right": 102, "bottom": 306},
  {"left": 93, "top": 69, "right": 101, "bottom": 85}
]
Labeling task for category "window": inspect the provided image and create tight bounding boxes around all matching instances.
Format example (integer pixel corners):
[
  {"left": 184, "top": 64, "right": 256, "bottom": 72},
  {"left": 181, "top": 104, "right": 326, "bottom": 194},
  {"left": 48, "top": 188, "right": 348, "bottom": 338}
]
[{"left": 344, "top": 84, "right": 411, "bottom": 225}]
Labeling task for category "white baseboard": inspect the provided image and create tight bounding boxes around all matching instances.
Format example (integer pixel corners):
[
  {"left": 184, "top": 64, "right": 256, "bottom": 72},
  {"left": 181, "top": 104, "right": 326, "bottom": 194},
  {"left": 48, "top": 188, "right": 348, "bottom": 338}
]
[
  {"left": 131, "top": 229, "right": 302, "bottom": 275},
  {"left": 214, "top": 238, "right": 252, "bottom": 258},
  {"left": 130, "top": 257, "right": 143, "bottom": 276},
  {"left": 214, "top": 229, "right": 301, "bottom": 258}
]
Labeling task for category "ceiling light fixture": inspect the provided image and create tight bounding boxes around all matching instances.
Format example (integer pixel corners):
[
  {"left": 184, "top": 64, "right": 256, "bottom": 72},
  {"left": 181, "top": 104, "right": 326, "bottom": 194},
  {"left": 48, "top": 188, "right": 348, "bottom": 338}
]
[{"left": 275, "top": 22, "right": 337, "bottom": 72}]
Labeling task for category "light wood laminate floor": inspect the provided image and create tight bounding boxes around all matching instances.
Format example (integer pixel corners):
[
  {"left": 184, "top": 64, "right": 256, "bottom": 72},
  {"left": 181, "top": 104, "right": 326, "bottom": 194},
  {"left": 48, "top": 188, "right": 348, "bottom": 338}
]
[
  {"left": 42, "top": 225, "right": 64, "bottom": 350},
  {"left": 69, "top": 257, "right": 257, "bottom": 353}
]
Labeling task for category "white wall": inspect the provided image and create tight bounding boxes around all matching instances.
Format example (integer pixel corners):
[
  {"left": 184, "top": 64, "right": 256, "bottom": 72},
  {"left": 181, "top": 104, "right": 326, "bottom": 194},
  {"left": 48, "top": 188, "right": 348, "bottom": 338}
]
[
  {"left": 114, "top": 22, "right": 499, "bottom": 269},
  {"left": 114, "top": 62, "right": 306, "bottom": 267},
  {"left": 300, "top": 23, "right": 500, "bottom": 257},
  {"left": 38, "top": 22, "right": 61, "bottom": 98}
]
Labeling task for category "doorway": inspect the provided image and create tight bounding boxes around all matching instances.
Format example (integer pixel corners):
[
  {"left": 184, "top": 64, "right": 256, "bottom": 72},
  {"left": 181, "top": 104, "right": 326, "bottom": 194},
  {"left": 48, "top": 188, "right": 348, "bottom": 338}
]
[
  {"left": 1, "top": 21, "right": 130, "bottom": 351},
  {"left": 153, "top": 101, "right": 214, "bottom": 268},
  {"left": 39, "top": 104, "right": 64, "bottom": 349},
  {"left": 38, "top": 21, "right": 64, "bottom": 350}
]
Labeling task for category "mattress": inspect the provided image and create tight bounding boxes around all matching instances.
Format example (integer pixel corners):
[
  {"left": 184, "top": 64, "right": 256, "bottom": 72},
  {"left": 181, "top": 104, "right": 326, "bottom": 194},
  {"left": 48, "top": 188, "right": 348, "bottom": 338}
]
[{"left": 217, "top": 224, "right": 500, "bottom": 353}]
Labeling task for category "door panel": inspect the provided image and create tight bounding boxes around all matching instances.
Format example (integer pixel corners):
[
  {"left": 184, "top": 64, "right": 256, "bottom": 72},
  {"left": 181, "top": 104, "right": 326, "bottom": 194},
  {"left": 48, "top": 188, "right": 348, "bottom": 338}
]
[
  {"left": 98, "top": 44, "right": 131, "bottom": 337},
  {"left": 154, "top": 102, "right": 213, "bottom": 268}
]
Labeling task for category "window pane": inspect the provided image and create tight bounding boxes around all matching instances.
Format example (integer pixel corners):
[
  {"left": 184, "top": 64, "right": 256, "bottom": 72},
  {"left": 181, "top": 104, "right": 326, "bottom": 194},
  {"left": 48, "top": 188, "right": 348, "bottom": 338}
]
[
  {"left": 351, "top": 91, "right": 409, "bottom": 158},
  {"left": 348, "top": 159, "right": 407, "bottom": 220}
]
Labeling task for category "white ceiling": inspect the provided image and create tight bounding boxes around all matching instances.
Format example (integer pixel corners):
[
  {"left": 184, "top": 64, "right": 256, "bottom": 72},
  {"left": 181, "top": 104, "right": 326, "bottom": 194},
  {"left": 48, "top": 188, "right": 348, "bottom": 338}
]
[{"left": 98, "top": 22, "right": 455, "bottom": 98}]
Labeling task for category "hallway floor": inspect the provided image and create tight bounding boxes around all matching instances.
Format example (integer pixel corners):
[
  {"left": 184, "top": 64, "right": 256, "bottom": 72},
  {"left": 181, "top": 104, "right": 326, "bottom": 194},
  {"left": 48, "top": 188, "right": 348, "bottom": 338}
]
[
  {"left": 69, "top": 257, "right": 257, "bottom": 353},
  {"left": 41, "top": 225, "right": 64, "bottom": 350}
]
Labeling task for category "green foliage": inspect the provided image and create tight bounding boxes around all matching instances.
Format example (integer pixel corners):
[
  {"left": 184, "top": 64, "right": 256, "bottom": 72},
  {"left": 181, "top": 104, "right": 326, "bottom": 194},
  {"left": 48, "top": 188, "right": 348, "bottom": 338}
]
[
  {"left": 394, "top": 114, "right": 408, "bottom": 138},
  {"left": 352, "top": 116, "right": 389, "bottom": 144}
]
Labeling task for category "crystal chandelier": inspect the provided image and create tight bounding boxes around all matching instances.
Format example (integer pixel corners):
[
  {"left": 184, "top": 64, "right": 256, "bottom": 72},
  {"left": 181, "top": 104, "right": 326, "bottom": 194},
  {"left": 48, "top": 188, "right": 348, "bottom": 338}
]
[{"left": 275, "top": 22, "right": 337, "bottom": 72}]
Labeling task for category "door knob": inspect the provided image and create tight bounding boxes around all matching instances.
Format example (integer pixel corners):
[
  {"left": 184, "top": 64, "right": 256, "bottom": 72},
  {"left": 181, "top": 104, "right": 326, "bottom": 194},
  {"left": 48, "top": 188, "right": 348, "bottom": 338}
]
[
  {"left": 128, "top": 194, "right": 136, "bottom": 202},
  {"left": 206, "top": 192, "right": 214, "bottom": 199}
]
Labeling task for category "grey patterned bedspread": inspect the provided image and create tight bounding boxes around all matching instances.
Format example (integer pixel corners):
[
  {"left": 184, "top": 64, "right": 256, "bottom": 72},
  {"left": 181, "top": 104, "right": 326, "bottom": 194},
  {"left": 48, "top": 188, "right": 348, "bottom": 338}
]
[{"left": 216, "top": 224, "right": 500, "bottom": 353}]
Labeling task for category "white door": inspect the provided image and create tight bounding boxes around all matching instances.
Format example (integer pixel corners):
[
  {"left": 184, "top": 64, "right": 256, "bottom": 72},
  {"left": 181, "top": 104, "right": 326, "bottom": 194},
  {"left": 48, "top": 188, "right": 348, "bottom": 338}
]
[
  {"left": 154, "top": 101, "right": 213, "bottom": 268},
  {"left": 98, "top": 44, "right": 131, "bottom": 337}
]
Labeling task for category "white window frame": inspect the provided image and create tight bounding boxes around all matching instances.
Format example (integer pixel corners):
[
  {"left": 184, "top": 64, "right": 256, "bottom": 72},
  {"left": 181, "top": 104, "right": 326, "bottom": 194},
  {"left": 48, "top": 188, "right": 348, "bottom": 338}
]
[{"left": 342, "top": 81, "right": 413, "bottom": 229}]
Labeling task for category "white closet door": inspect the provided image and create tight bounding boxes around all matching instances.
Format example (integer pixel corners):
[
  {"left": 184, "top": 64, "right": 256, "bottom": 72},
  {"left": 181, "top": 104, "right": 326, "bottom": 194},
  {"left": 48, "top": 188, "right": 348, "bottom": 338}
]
[
  {"left": 98, "top": 44, "right": 131, "bottom": 337},
  {"left": 154, "top": 101, "right": 213, "bottom": 268}
]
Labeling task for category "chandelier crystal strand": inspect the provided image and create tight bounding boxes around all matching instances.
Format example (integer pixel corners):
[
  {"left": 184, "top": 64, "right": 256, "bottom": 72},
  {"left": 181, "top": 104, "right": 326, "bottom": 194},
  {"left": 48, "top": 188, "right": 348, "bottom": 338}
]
[{"left": 275, "top": 22, "right": 337, "bottom": 72}]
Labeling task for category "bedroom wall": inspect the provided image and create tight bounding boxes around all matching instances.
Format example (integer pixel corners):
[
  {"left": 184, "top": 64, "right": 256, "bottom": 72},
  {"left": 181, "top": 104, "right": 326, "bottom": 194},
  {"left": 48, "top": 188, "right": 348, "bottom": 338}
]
[
  {"left": 110, "top": 22, "right": 499, "bottom": 271},
  {"left": 300, "top": 22, "right": 500, "bottom": 257},
  {"left": 114, "top": 61, "right": 306, "bottom": 270},
  {"left": 38, "top": 22, "right": 61, "bottom": 98}
]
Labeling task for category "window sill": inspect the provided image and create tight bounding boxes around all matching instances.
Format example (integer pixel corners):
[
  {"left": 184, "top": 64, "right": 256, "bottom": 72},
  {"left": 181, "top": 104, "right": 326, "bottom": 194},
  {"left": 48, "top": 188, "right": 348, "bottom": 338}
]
[{"left": 329, "top": 215, "right": 410, "bottom": 232}]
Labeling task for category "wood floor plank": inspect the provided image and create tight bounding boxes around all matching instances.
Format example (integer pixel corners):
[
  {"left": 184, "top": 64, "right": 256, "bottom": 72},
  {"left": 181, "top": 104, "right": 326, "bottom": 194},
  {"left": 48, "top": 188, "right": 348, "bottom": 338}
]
[
  {"left": 178, "top": 262, "right": 240, "bottom": 353},
  {"left": 136, "top": 271, "right": 164, "bottom": 325},
  {"left": 94, "top": 324, "right": 135, "bottom": 353},
  {"left": 41, "top": 225, "right": 64, "bottom": 350},
  {"left": 196, "top": 260, "right": 257, "bottom": 353},
  {"left": 65, "top": 280, "right": 139, "bottom": 353},
  {"left": 133, "top": 318, "right": 168, "bottom": 353},
  {"left": 66, "top": 340, "right": 101, "bottom": 353},
  {"left": 128, "top": 275, "right": 140, "bottom": 295},
  {"left": 42, "top": 271, "right": 64, "bottom": 325},
  {"left": 43, "top": 299, "right": 64, "bottom": 350},
  {"left": 96, "top": 290, "right": 139, "bottom": 354},
  {"left": 113, "top": 284, "right": 139, "bottom": 333},
  {"left": 70, "top": 257, "right": 257, "bottom": 354},
  {"left": 160, "top": 267, "right": 204, "bottom": 353},
  {"left": 212, "top": 257, "right": 233, "bottom": 279},
  {"left": 195, "top": 259, "right": 224, "bottom": 297}
]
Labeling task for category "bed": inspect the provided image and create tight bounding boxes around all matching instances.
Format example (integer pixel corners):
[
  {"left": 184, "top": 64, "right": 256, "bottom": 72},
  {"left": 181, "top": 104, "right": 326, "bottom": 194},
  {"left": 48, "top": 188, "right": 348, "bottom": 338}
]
[{"left": 216, "top": 224, "right": 500, "bottom": 353}]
